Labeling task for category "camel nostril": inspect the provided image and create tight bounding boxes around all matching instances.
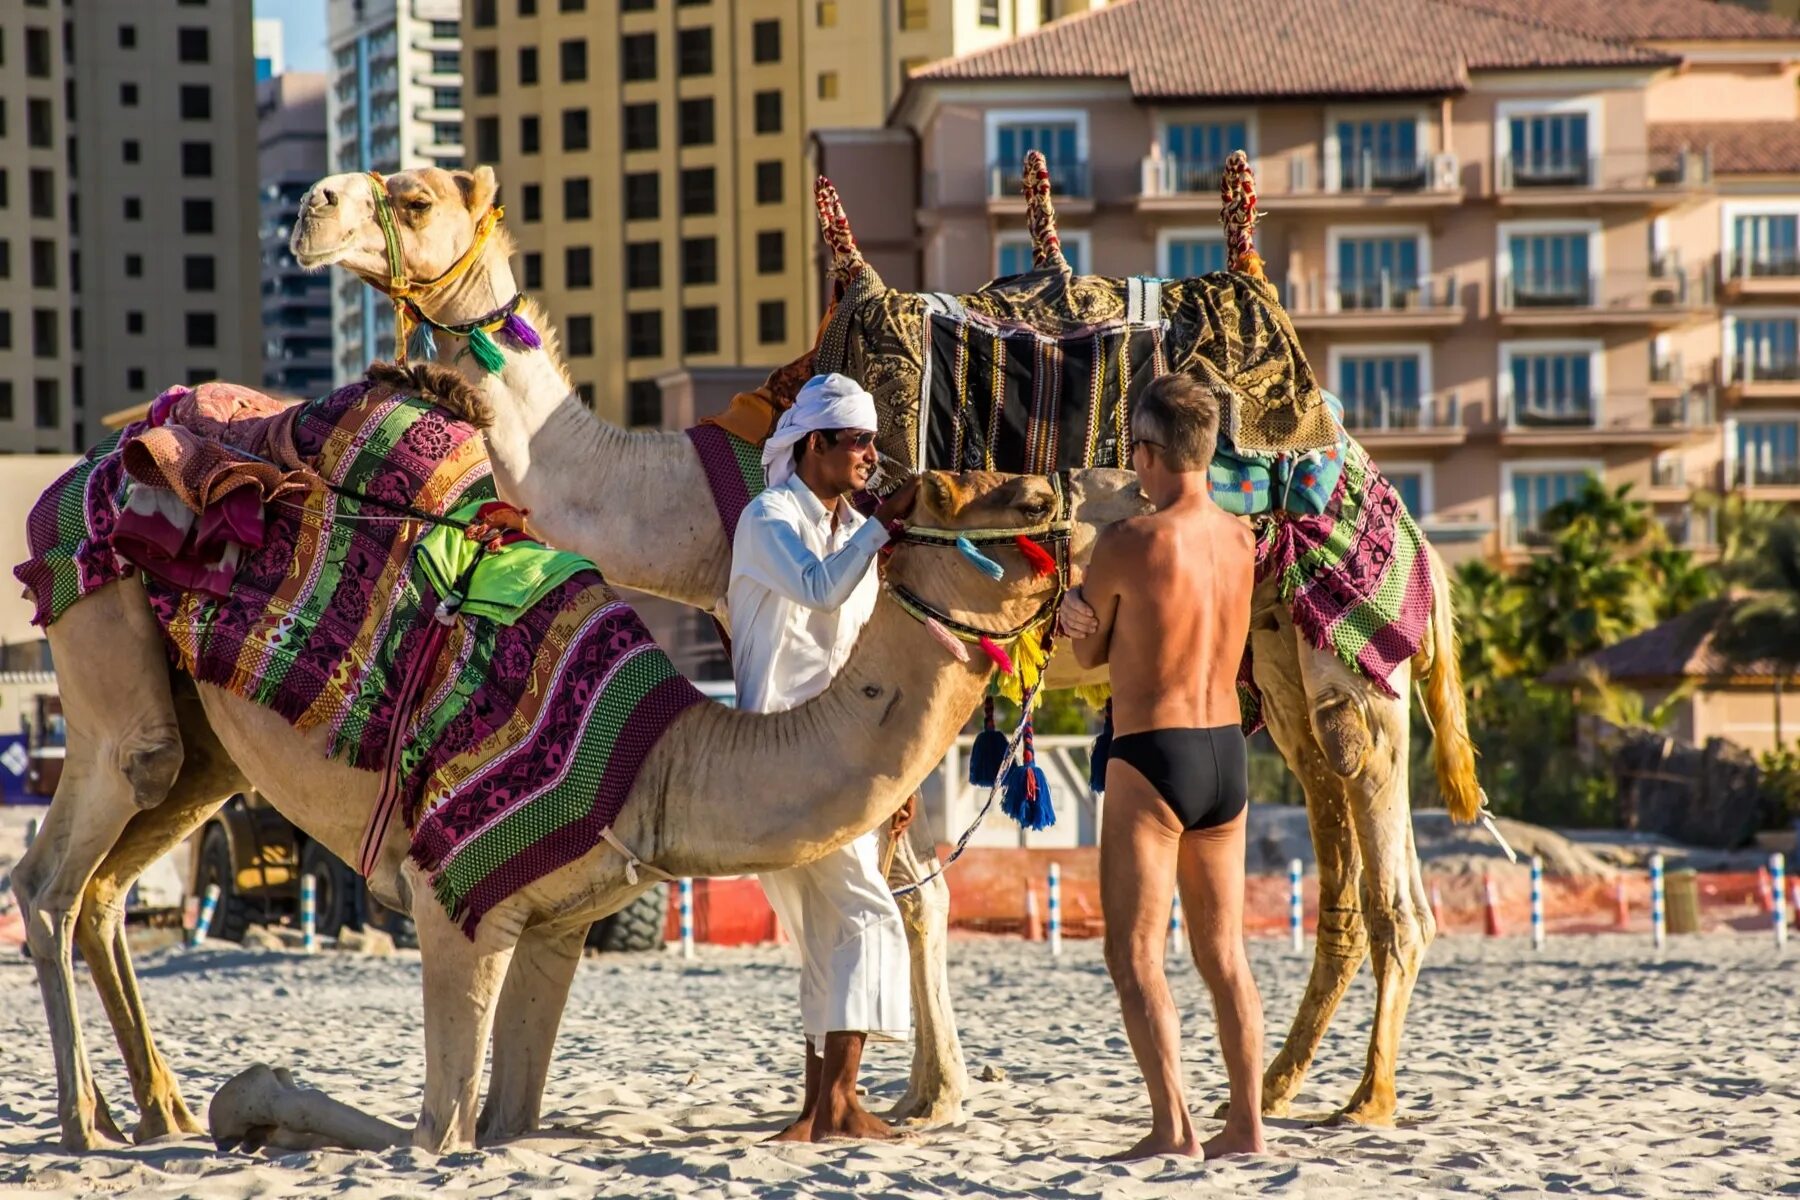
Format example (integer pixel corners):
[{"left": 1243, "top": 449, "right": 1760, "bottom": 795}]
[{"left": 316, "top": 187, "right": 338, "bottom": 209}]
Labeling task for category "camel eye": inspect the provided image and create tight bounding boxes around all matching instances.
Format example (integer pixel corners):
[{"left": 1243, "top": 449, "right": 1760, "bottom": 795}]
[
  {"left": 407, "top": 198, "right": 431, "bottom": 214},
  {"left": 1021, "top": 499, "right": 1052, "bottom": 522},
  {"left": 862, "top": 684, "right": 882, "bottom": 699}
]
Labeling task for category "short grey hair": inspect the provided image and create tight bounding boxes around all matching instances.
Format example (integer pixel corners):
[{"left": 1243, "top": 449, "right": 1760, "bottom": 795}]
[{"left": 1130, "top": 373, "right": 1220, "bottom": 470}]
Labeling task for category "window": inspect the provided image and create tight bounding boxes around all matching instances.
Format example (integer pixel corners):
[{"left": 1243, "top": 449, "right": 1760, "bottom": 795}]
[
  {"left": 522, "top": 251, "right": 542, "bottom": 288},
  {"left": 186, "top": 312, "right": 216, "bottom": 348},
  {"left": 900, "top": 0, "right": 928, "bottom": 30},
  {"left": 518, "top": 46, "right": 538, "bottom": 84},
  {"left": 473, "top": 48, "right": 498, "bottom": 95},
  {"left": 680, "top": 167, "right": 715, "bottom": 215},
  {"left": 993, "top": 120, "right": 1083, "bottom": 195},
  {"left": 565, "top": 314, "right": 594, "bottom": 357},
  {"left": 817, "top": 71, "right": 838, "bottom": 100},
  {"left": 122, "top": 139, "right": 139, "bottom": 163},
  {"left": 32, "top": 308, "right": 57, "bottom": 357},
  {"left": 677, "top": 27, "right": 712, "bottom": 76},
  {"left": 126, "top": 310, "right": 143, "bottom": 334},
  {"left": 624, "top": 172, "right": 659, "bottom": 220},
  {"left": 26, "top": 27, "right": 50, "bottom": 77},
  {"left": 753, "top": 90, "right": 782, "bottom": 134},
  {"left": 182, "top": 198, "right": 213, "bottom": 234},
  {"left": 1337, "top": 118, "right": 1422, "bottom": 189},
  {"left": 565, "top": 246, "right": 593, "bottom": 288},
  {"left": 519, "top": 0, "right": 537, "bottom": 12},
  {"left": 1163, "top": 236, "right": 1226, "bottom": 277},
  {"left": 681, "top": 237, "right": 717, "bottom": 284},
  {"left": 997, "top": 235, "right": 1084, "bottom": 276},
  {"left": 628, "top": 310, "right": 663, "bottom": 358},
  {"left": 177, "top": 27, "right": 209, "bottom": 63},
  {"left": 520, "top": 115, "right": 540, "bottom": 154},
  {"left": 1737, "top": 419, "right": 1800, "bottom": 486},
  {"left": 758, "top": 299, "right": 786, "bottom": 344},
  {"left": 1505, "top": 111, "right": 1590, "bottom": 187},
  {"left": 626, "top": 241, "right": 661, "bottom": 289},
  {"left": 560, "top": 38, "right": 587, "bottom": 82},
  {"left": 979, "top": 0, "right": 1001, "bottom": 26},
  {"left": 1385, "top": 469, "right": 1428, "bottom": 517},
  {"left": 562, "top": 108, "right": 590, "bottom": 151},
  {"left": 1335, "top": 234, "right": 1420, "bottom": 310},
  {"left": 628, "top": 380, "right": 661, "bottom": 427},
  {"left": 678, "top": 98, "right": 713, "bottom": 147},
  {"left": 181, "top": 141, "right": 212, "bottom": 178},
  {"left": 27, "top": 98, "right": 51, "bottom": 148},
  {"left": 120, "top": 82, "right": 138, "bottom": 106},
  {"left": 1337, "top": 353, "right": 1424, "bottom": 431},
  {"left": 1509, "top": 467, "right": 1597, "bottom": 539},
  {"left": 186, "top": 368, "right": 214, "bottom": 385},
  {"left": 0, "top": 239, "right": 8, "bottom": 278},
  {"left": 621, "top": 32, "right": 655, "bottom": 80},
  {"left": 1731, "top": 316, "right": 1800, "bottom": 383},
  {"left": 119, "top": 24, "right": 136, "bottom": 48},
  {"left": 1506, "top": 347, "right": 1596, "bottom": 426},
  {"left": 125, "top": 254, "right": 143, "bottom": 277},
  {"left": 0, "top": 382, "right": 10, "bottom": 420},
  {"left": 756, "top": 230, "right": 784, "bottom": 274},
  {"left": 34, "top": 379, "right": 58, "bottom": 429},
  {"left": 817, "top": 0, "right": 838, "bottom": 26},
  {"left": 180, "top": 84, "right": 211, "bottom": 120},
  {"left": 125, "top": 196, "right": 144, "bottom": 222},
  {"left": 1161, "top": 120, "right": 1245, "bottom": 192},
  {"left": 474, "top": 116, "right": 499, "bottom": 162},
  {"left": 623, "top": 103, "right": 657, "bottom": 151},
  {"left": 562, "top": 0, "right": 586, "bottom": 8},
  {"left": 30, "top": 239, "right": 54, "bottom": 287},
  {"left": 1730, "top": 213, "right": 1800, "bottom": 279},
  {"left": 519, "top": 182, "right": 542, "bottom": 221},
  {"left": 0, "top": 312, "right": 9, "bottom": 348},
  {"left": 752, "top": 19, "right": 780, "bottom": 62},
  {"left": 30, "top": 169, "right": 55, "bottom": 218},
  {"left": 1506, "top": 231, "right": 1591, "bottom": 307},
  {"left": 431, "top": 50, "right": 459, "bottom": 73},
  {"left": 563, "top": 176, "right": 591, "bottom": 220},
  {"left": 621, "top": 0, "right": 652, "bottom": 10},
  {"left": 755, "top": 160, "right": 783, "bottom": 204},
  {"left": 684, "top": 305, "right": 719, "bottom": 354}
]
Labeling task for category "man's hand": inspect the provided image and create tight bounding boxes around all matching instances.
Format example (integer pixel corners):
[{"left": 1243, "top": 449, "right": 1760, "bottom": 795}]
[
  {"left": 874, "top": 477, "right": 921, "bottom": 526},
  {"left": 1058, "top": 586, "right": 1099, "bottom": 639},
  {"left": 889, "top": 793, "right": 917, "bottom": 838}
]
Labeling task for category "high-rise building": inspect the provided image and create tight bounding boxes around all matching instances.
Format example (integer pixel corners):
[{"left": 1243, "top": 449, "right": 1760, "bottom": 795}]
[
  {"left": 259, "top": 71, "right": 334, "bottom": 398},
  {"left": 460, "top": 0, "right": 1116, "bottom": 428},
  {"left": 255, "top": 18, "right": 285, "bottom": 83},
  {"left": 327, "top": 0, "right": 464, "bottom": 381}
]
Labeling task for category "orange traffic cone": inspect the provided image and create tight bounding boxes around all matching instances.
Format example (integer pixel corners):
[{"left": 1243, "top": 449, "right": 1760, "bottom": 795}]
[
  {"left": 1614, "top": 874, "right": 1630, "bottom": 931},
  {"left": 1482, "top": 871, "right": 1502, "bottom": 937},
  {"left": 1756, "top": 866, "right": 1774, "bottom": 914},
  {"left": 1429, "top": 882, "right": 1447, "bottom": 934},
  {"left": 1024, "top": 882, "right": 1043, "bottom": 942}
]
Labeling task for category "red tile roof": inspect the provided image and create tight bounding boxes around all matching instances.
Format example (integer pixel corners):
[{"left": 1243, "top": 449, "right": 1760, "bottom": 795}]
[
  {"left": 910, "top": 0, "right": 1673, "bottom": 101},
  {"left": 1651, "top": 121, "right": 1800, "bottom": 174},
  {"left": 1444, "top": 0, "right": 1800, "bottom": 42},
  {"left": 1543, "top": 598, "right": 1799, "bottom": 685}
]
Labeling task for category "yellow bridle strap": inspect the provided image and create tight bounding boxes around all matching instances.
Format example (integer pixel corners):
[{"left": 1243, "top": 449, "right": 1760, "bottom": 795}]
[{"left": 363, "top": 170, "right": 506, "bottom": 361}]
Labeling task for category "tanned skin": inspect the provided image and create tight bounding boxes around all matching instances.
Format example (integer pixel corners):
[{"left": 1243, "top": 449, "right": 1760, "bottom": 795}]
[{"left": 1059, "top": 435, "right": 1266, "bottom": 1161}]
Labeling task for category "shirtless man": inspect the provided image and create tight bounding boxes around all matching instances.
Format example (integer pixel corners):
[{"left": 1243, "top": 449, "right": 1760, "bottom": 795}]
[{"left": 1057, "top": 372, "right": 1267, "bottom": 1160}]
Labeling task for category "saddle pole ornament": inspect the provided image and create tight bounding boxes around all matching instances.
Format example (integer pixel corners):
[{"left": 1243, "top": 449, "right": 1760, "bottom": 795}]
[
  {"left": 1220, "top": 150, "right": 1265, "bottom": 279},
  {"left": 814, "top": 175, "right": 867, "bottom": 291},
  {"left": 1022, "top": 150, "right": 1069, "bottom": 274}
]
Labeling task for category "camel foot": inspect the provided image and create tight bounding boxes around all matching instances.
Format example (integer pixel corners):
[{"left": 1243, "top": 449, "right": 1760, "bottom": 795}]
[
  {"left": 886, "top": 1086, "right": 964, "bottom": 1127},
  {"left": 1213, "top": 1095, "right": 1291, "bottom": 1121},
  {"left": 60, "top": 1119, "right": 130, "bottom": 1153},
  {"left": 1104, "top": 1129, "right": 1202, "bottom": 1161},
  {"left": 135, "top": 1094, "right": 206, "bottom": 1143},
  {"left": 1321, "top": 1098, "right": 1396, "bottom": 1128}
]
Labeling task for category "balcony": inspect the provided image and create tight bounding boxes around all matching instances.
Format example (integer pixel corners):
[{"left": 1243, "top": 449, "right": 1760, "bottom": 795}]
[
  {"left": 1648, "top": 454, "right": 1689, "bottom": 500},
  {"left": 1735, "top": 457, "right": 1800, "bottom": 500},
  {"left": 1337, "top": 390, "right": 1466, "bottom": 452},
  {"left": 1283, "top": 273, "right": 1464, "bottom": 333},
  {"left": 1720, "top": 247, "right": 1800, "bottom": 299},
  {"left": 1722, "top": 354, "right": 1800, "bottom": 403},
  {"left": 1496, "top": 149, "right": 1713, "bottom": 207},
  {"left": 1138, "top": 150, "right": 1462, "bottom": 213},
  {"left": 1497, "top": 269, "right": 1711, "bottom": 329},
  {"left": 1500, "top": 390, "right": 1712, "bottom": 447},
  {"left": 985, "top": 159, "right": 1092, "bottom": 210},
  {"left": 1659, "top": 509, "right": 1720, "bottom": 555}
]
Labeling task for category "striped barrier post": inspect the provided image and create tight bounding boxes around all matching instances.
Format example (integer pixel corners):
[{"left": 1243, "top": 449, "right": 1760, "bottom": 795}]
[
  {"left": 191, "top": 883, "right": 221, "bottom": 948},
  {"left": 1650, "top": 854, "right": 1666, "bottom": 951},
  {"left": 1168, "top": 893, "right": 1183, "bottom": 947},
  {"left": 300, "top": 873, "right": 317, "bottom": 954},
  {"left": 678, "top": 877, "right": 694, "bottom": 960},
  {"left": 1047, "top": 863, "right": 1062, "bottom": 958},
  {"left": 1773, "top": 854, "right": 1788, "bottom": 953},
  {"left": 1530, "top": 856, "right": 1545, "bottom": 951},
  {"left": 1288, "top": 859, "right": 1303, "bottom": 954}
]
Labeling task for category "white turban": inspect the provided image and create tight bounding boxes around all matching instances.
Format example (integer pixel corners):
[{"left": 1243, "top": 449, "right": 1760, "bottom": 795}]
[{"left": 761, "top": 373, "right": 879, "bottom": 488}]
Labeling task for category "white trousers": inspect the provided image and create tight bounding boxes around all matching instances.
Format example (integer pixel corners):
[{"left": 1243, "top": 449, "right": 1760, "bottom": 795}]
[{"left": 759, "top": 829, "right": 912, "bottom": 1053}]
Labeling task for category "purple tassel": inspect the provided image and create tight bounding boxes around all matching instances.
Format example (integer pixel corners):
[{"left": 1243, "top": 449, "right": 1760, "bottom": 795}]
[{"left": 501, "top": 312, "right": 542, "bottom": 350}]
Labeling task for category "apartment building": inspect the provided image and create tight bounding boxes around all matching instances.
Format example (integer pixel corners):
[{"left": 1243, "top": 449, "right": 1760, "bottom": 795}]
[
  {"left": 258, "top": 71, "right": 334, "bottom": 398},
  {"left": 460, "top": 0, "right": 1113, "bottom": 429},
  {"left": 327, "top": 0, "right": 466, "bottom": 381},
  {"left": 826, "top": 0, "right": 1800, "bottom": 566}
]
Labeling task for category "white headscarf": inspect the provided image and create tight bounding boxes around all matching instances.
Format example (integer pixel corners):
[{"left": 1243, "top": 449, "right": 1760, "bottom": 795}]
[{"left": 761, "top": 373, "right": 879, "bottom": 489}]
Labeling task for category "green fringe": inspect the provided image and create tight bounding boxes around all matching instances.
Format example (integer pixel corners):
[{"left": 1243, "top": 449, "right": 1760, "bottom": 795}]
[{"left": 466, "top": 325, "right": 506, "bottom": 373}]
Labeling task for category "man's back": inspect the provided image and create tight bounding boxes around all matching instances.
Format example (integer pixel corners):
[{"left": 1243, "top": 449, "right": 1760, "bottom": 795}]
[{"left": 1102, "top": 497, "right": 1253, "bottom": 736}]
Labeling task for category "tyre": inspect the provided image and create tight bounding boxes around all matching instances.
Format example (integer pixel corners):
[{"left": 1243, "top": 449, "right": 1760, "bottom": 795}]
[
  {"left": 586, "top": 884, "right": 667, "bottom": 953},
  {"left": 299, "top": 841, "right": 357, "bottom": 939},
  {"left": 195, "top": 824, "right": 251, "bottom": 944}
]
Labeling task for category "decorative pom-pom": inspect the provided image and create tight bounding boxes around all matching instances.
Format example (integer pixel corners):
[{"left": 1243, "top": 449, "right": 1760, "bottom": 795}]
[
  {"left": 925, "top": 616, "right": 970, "bottom": 662},
  {"left": 500, "top": 312, "right": 542, "bottom": 350},
  {"left": 1015, "top": 534, "right": 1056, "bottom": 578},
  {"left": 957, "top": 536, "right": 1005, "bottom": 581},
  {"left": 408, "top": 322, "right": 438, "bottom": 362},
  {"left": 466, "top": 325, "right": 507, "bottom": 373},
  {"left": 978, "top": 635, "right": 1014, "bottom": 676}
]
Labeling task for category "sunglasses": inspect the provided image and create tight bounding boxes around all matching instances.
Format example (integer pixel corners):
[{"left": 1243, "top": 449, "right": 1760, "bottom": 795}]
[{"left": 830, "top": 430, "right": 878, "bottom": 450}]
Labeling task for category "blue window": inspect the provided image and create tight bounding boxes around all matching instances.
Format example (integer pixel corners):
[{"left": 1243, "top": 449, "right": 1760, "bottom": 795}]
[
  {"left": 1733, "top": 214, "right": 1799, "bottom": 277},
  {"left": 997, "top": 238, "right": 1082, "bottom": 277},
  {"left": 1733, "top": 317, "right": 1800, "bottom": 382},
  {"left": 1511, "top": 469, "right": 1595, "bottom": 535},
  {"left": 1386, "top": 470, "right": 1426, "bottom": 516},
  {"left": 1336, "top": 236, "right": 1420, "bottom": 309},
  {"left": 1508, "top": 351, "right": 1593, "bottom": 424},
  {"left": 1737, "top": 420, "right": 1800, "bottom": 485},
  {"left": 1506, "top": 113, "right": 1590, "bottom": 186},
  {"left": 1165, "top": 238, "right": 1226, "bottom": 277},
  {"left": 1508, "top": 233, "right": 1590, "bottom": 306},
  {"left": 1337, "top": 354, "right": 1423, "bottom": 429},
  {"left": 994, "top": 121, "right": 1082, "bottom": 194},
  {"left": 1162, "top": 121, "right": 1246, "bottom": 192},
  {"left": 1337, "top": 118, "right": 1420, "bottom": 188}
]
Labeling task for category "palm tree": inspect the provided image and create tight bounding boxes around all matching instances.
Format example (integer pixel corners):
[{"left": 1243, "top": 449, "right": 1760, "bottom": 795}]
[
  {"left": 1712, "top": 514, "right": 1800, "bottom": 745},
  {"left": 1576, "top": 663, "right": 1699, "bottom": 744}
]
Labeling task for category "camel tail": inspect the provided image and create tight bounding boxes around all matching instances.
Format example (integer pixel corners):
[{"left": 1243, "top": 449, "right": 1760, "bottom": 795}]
[{"left": 1419, "top": 544, "right": 1482, "bottom": 824}]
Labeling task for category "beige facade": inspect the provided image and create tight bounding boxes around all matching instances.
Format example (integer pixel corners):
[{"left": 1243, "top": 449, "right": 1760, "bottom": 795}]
[
  {"left": 876, "top": 29, "right": 1800, "bottom": 566},
  {"left": 460, "top": 0, "right": 1114, "bottom": 427}
]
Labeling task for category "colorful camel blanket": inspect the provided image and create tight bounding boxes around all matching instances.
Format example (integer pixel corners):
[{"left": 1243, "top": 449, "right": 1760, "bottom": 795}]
[{"left": 16, "top": 377, "right": 704, "bottom": 935}]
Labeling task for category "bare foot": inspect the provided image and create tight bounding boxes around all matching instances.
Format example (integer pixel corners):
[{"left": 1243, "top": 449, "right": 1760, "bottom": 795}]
[
  {"left": 1105, "top": 1130, "right": 1202, "bottom": 1161},
  {"left": 1201, "top": 1125, "right": 1265, "bottom": 1159},
  {"left": 811, "top": 1099, "right": 903, "bottom": 1142},
  {"left": 767, "top": 1112, "right": 814, "bottom": 1143}
]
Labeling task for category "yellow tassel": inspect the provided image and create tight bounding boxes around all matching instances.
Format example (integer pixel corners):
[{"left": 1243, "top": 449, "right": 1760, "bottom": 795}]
[
  {"left": 994, "top": 625, "right": 1050, "bottom": 708},
  {"left": 1073, "top": 682, "right": 1113, "bottom": 709}
]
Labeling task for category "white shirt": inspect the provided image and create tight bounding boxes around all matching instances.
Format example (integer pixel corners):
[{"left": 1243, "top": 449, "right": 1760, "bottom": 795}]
[{"left": 728, "top": 473, "right": 889, "bottom": 714}]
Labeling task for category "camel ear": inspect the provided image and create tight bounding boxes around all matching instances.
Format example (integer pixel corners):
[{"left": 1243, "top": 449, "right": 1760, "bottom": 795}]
[
  {"left": 453, "top": 166, "right": 499, "bottom": 215},
  {"left": 918, "top": 472, "right": 969, "bottom": 523}
]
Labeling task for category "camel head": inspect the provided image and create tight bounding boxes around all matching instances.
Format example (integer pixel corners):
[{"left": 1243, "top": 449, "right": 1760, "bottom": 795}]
[{"left": 289, "top": 166, "right": 504, "bottom": 309}]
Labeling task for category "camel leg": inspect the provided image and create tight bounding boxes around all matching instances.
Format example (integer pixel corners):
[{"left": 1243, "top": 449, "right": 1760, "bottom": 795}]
[
  {"left": 883, "top": 813, "right": 968, "bottom": 1125},
  {"left": 409, "top": 866, "right": 520, "bottom": 1154},
  {"left": 475, "top": 922, "right": 587, "bottom": 1143}
]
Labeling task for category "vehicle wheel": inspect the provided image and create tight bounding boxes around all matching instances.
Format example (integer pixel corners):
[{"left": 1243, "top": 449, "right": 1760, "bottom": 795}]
[
  {"left": 587, "top": 884, "right": 667, "bottom": 953},
  {"left": 299, "top": 841, "right": 357, "bottom": 940},
  {"left": 196, "top": 824, "right": 250, "bottom": 944}
]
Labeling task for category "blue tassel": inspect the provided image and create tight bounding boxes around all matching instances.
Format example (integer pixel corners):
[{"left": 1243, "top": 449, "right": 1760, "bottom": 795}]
[
  {"left": 956, "top": 535, "right": 1005, "bottom": 581},
  {"left": 968, "top": 696, "right": 1007, "bottom": 787},
  {"left": 1001, "top": 717, "right": 1056, "bottom": 831},
  {"left": 408, "top": 322, "right": 438, "bottom": 361},
  {"left": 1089, "top": 699, "right": 1113, "bottom": 796}
]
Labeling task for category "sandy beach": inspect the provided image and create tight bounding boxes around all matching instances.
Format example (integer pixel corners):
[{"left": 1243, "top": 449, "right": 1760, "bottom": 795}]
[{"left": 1, "top": 930, "right": 1795, "bottom": 1198}]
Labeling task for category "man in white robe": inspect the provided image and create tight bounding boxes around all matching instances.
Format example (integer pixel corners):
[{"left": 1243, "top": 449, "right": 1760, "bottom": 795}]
[{"left": 729, "top": 372, "right": 920, "bottom": 1141}]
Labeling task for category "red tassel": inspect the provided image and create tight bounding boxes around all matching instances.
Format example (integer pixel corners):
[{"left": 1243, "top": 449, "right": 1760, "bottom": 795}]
[{"left": 1015, "top": 535, "right": 1056, "bottom": 578}]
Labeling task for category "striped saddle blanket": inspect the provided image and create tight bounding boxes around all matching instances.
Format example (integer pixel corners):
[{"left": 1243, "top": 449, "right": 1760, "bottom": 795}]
[{"left": 17, "top": 375, "right": 703, "bottom": 936}]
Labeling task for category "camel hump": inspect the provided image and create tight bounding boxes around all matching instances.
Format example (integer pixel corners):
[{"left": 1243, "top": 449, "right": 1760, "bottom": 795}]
[{"left": 366, "top": 360, "right": 493, "bottom": 430}]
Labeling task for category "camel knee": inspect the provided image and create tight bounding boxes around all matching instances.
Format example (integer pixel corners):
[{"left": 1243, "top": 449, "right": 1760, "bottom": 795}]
[
  {"left": 1362, "top": 904, "right": 1427, "bottom": 972},
  {"left": 1314, "top": 904, "right": 1369, "bottom": 963},
  {"left": 120, "top": 726, "right": 183, "bottom": 810},
  {"left": 1310, "top": 691, "right": 1374, "bottom": 779}
]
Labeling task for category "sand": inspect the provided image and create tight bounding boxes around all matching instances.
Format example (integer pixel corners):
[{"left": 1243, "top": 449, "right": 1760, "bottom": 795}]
[{"left": 1, "top": 930, "right": 1795, "bottom": 1199}]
